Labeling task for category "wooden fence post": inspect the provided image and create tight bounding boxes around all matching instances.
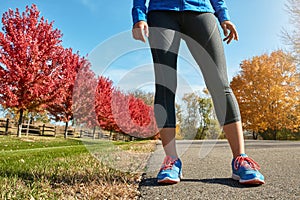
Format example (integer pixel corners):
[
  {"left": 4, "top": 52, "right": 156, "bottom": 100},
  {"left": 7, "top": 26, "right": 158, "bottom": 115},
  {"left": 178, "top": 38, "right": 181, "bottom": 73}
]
[
  {"left": 93, "top": 126, "right": 96, "bottom": 139},
  {"left": 26, "top": 118, "right": 31, "bottom": 137},
  {"left": 5, "top": 118, "right": 9, "bottom": 135},
  {"left": 42, "top": 124, "right": 45, "bottom": 136},
  {"left": 98, "top": 130, "right": 101, "bottom": 139}
]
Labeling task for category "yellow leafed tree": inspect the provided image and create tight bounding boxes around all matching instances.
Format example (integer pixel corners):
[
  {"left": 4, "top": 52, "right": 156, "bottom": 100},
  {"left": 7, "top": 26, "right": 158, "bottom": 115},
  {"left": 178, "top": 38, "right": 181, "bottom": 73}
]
[{"left": 231, "top": 50, "right": 300, "bottom": 139}]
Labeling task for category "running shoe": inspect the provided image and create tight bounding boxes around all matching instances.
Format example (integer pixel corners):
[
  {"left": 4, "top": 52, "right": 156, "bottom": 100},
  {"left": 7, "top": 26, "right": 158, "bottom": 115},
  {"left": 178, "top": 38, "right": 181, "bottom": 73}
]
[
  {"left": 232, "top": 154, "right": 265, "bottom": 185},
  {"left": 157, "top": 156, "right": 182, "bottom": 184}
]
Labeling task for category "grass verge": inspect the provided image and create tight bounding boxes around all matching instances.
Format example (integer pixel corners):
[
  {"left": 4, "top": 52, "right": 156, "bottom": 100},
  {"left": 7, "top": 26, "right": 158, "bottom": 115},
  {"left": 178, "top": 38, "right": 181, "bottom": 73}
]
[{"left": 0, "top": 135, "right": 156, "bottom": 199}]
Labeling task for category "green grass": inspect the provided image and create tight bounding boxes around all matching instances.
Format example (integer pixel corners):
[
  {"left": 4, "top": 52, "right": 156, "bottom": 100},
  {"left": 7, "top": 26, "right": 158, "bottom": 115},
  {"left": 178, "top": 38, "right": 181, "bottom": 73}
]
[
  {"left": 113, "top": 140, "right": 157, "bottom": 152},
  {"left": 0, "top": 135, "right": 83, "bottom": 151},
  {"left": 0, "top": 135, "right": 156, "bottom": 199}
]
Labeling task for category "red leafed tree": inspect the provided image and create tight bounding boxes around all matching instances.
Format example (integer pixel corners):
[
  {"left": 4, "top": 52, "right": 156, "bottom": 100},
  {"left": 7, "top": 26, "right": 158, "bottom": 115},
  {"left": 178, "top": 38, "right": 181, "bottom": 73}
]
[
  {"left": 95, "top": 76, "right": 119, "bottom": 135},
  {"left": 95, "top": 76, "right": 158, "bottom": 138},
  {"left": 112, "top": 91, "right": 158, "bottom": 138},
  {"left": 72, "top": 60, "right": 98, "bottom": 129},
  {"left": 0, "top": 4, "right": 63, "bottom": 137},
  {"left": 111, "top": 90, "right": 131, "bottom": 134},
  {"left": 95, "top": 75, "right": 158, "bottom": 138},
  {"left": 46, "top": 48, "right": 85, "bottom": 138},
  {"left": 128, "top": 95, "right": 158, "bottom": 138}
]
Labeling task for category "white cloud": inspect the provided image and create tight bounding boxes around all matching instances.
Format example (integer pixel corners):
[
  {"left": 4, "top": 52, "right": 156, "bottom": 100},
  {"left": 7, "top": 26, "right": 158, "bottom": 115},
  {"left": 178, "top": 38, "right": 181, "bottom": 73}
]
[{"left": 80, "top": 0, "right": 97, "bottom": 12}]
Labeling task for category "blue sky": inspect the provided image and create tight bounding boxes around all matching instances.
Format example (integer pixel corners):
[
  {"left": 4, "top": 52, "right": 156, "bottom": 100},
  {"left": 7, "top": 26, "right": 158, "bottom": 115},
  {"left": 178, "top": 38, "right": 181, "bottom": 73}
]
[{"left": 0, "top": 0, "right": 293, "bottom": 96}]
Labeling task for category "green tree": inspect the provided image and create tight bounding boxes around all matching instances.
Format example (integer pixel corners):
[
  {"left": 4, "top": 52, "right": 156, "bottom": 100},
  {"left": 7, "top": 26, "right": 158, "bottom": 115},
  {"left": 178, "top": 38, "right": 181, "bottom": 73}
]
[
  {"left": 196, "top": 98, "right": 212, "bottom": 139},
  {"left": 128, "top": 89, "right": 154, "bottom": 106},
  {"left": 175, "top": 103, "right": 183, "bottom": 139},
  {"left": 180, "top": 91, "right": 223, "bottom": 139},
  {"left": 181, "top": 93, "right": 200, "bottom": 139}
]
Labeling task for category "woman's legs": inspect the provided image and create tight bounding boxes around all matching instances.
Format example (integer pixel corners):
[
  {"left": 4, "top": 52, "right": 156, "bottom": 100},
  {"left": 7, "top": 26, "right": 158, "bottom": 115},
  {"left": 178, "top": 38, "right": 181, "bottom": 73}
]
[
  {"left": 148, "top": 11, "right": 246, "bottom": 159},
  {"left": 148, "top": 11, "right": 181, "bottom": 158},
  {"left": 223, "top": 121, "right": 245, "bottom": 158},
  {"left": 160, "top": 128, "right": 178, "bottom": 159},
  {"left": 147, "top": 11, "right": 183, "bottom": 184},
  {"left": 147, "top": 11, "right": 264, "bottom": 185},
  {"left": 182, "top": 12, "right": 244, "bottom": 158}
]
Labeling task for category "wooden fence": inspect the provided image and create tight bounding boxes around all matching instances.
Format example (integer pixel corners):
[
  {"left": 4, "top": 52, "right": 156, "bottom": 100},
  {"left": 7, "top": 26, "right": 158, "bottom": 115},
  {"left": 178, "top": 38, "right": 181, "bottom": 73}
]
[
  {"left": 0, "top": 118, "right": 10, "bottom": 134},
  {"left": 0, "top": 118, "right": 75, "bottom": 136},
  {"left": 0, "top": 118, "right": 135, "bottom": 141}
]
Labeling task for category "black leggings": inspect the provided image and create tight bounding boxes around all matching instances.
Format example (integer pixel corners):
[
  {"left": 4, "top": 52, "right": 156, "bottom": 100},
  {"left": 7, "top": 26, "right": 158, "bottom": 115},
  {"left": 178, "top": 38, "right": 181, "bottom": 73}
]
[{"left": 147, "top": 11, "right": 241, "bottom": 128}]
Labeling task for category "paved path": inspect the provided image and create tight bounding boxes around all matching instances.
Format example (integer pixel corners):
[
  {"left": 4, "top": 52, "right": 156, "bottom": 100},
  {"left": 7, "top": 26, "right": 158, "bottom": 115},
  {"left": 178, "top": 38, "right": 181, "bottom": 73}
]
[{"left": 139, "top": 140, "right": 300, "bottom": 200}]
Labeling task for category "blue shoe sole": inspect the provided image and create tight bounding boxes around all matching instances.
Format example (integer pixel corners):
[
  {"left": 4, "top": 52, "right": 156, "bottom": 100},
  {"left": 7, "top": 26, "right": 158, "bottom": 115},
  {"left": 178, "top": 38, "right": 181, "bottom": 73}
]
[
  {"left": 157, "top": 172, "right": 183, "bottom": 184},
  {"left": 232, "top": 173, "right": 265, "bottom": 185},
  {"left": 157, "top": 177, "right": 180, "bottom": 184}
]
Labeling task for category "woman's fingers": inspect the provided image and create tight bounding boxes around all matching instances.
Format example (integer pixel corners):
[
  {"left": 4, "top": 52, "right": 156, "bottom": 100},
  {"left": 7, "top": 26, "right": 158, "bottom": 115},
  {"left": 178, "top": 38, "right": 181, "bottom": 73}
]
[
  {"left": 221, "top": 21, "right": 239, "bottom": 44},
  {"left": 132, "top": 21, "right": 149, "bottom": 43},
  {"left": 221, "top": 23, "right": 229, "bottom": 37}
]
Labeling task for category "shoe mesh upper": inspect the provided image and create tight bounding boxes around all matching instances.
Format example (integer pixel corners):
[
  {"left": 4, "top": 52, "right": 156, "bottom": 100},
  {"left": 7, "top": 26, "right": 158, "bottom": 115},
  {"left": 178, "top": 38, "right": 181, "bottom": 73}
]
[
  {"left": 234, "top": 155, "right": 260, "bottom": 171},
  {"left": 160, "top": 156, "right": 178, "bottom": 171}
]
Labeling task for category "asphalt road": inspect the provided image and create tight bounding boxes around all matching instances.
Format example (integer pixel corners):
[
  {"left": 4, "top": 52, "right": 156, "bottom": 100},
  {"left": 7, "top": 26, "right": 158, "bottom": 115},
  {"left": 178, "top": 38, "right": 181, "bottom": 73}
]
[{"left": 138, "top": 140, "right": 300, "bottom": 200}]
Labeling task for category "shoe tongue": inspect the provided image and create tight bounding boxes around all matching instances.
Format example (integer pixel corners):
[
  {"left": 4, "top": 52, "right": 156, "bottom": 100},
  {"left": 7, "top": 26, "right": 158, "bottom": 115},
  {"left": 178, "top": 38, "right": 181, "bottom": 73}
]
[
  {"left": 241, "top": 160, "right": 252, "bottom": 169},
  {"left": 232, "top": 154, "right": 247, "bottom": 161},
  {"left": 163, "top": 156, "right": 177, "bottom": 165},
  {"left": 161, "top": 156, "right": 177, "bottom": 170},
  {"left": 238, "top": 155, "right": 257, "bottom": 170}
]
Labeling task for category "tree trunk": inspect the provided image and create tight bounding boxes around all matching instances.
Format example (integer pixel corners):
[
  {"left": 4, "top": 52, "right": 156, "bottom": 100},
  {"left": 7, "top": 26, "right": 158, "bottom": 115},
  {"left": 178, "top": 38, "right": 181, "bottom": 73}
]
[
  {"left": 273, "top": 129, "right": 277, "bottom": 140},
  {"left": 252, "top": 131, "right": 258, "bottom": 140},
  {"left": 199, "top": 126, "right": 206, "bottom": 140},
  {"left": 64, "top": 121, "right": 69, "bottom": 139},
  {"left": 17, "top": 109, "right": 24, "bottom": 137}
]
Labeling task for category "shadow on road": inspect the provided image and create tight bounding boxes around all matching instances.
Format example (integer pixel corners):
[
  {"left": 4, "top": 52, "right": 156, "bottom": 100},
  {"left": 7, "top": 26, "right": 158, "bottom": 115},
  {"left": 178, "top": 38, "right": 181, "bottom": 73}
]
[
  {"left": 183, "top": 178, "right": 262, "bottom": 188},
  {"left": 139, "top": 177, "right": 262, "bottom": 188}
]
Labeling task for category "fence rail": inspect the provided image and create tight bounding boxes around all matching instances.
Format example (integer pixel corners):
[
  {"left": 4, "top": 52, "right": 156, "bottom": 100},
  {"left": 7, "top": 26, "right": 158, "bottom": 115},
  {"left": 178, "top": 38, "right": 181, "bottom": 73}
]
[
  {"left": 0, "top": 118, "right": 135, "bottom": 141},
  {"left": 0, "top": 118, "right": 75, "bottom": 136}
]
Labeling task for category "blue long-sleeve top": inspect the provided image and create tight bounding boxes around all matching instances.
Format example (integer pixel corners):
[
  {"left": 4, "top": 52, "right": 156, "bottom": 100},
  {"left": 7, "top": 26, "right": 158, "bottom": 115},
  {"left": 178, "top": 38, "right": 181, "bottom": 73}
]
[{"left": 132, "top": 0, "right": 231, "bottom": 25}]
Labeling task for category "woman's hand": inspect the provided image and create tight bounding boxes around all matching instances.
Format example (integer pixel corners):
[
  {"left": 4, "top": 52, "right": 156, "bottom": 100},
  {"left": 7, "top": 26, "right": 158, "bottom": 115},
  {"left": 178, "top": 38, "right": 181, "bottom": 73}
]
[
  {"left": 221, "top": 20, "right": 239, "bottom": 44},
  {"left": 132, "top": 21, "right": 149, "bottom": 43}
]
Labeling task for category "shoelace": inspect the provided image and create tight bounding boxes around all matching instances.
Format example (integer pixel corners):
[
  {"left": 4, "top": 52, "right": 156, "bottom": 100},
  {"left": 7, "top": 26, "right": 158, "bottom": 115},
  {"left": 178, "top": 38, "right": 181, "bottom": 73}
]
[
  {"left": 234, "top": 156, "right": 260, "bottom": 171},
  {"left": 160, "top": 156, "right": 177, "bottom": 170}
]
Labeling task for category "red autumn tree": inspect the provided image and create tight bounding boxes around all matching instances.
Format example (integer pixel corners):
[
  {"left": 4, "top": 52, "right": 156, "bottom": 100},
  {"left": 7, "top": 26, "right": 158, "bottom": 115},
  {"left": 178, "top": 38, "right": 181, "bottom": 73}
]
[
  {"left": 111, "top": 90, "right": 131, "bottom": 134},
  {"left": 128, "top": 95, "right": 158, "bottom": 138},
  {"left": 95, "top": 76, "right": 119, "bottom": 135},
  {"left": 72, "top": 60, "right": 98, "bottom": 129},
  {"left": 112, "top": 91, "right": 157, "bottom": 138},
  {"left": 95, "top": 76, "right": 158, "bottom": 139},
  {"left": 0, "top": 4, "right": 63, "bottom": 137},
  {"left": 46, "top": 48, "right": 85, "bottom": 138}
]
